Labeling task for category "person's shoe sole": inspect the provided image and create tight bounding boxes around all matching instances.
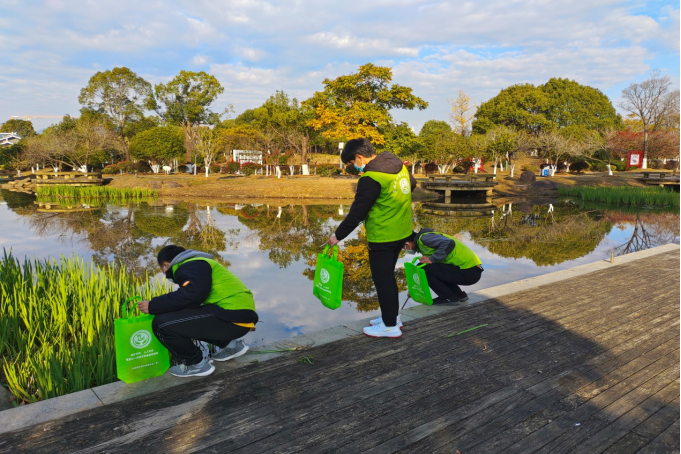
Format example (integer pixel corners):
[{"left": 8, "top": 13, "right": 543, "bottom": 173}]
[
  {"left": 363, "top": 331, "right": 402, "bottom": 338},
  {"left": 459, "top": 296, "right": 469, "bottom": 302},
  {"left": 170, "top": 363, "right": 216, "bottom": 378},
  {"left": 211, "top": 344, "right": 249, "bottom": 362}
]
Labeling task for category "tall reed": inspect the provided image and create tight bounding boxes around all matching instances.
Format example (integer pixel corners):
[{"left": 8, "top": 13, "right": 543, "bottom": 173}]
[
  {"left": 0, "top": 251, "right": 170, "bottom": 403},
  {"left": 36, "top": 185, "right": 157, "bottom": 199},
  {"left": 558, "top": 186, "right": 679, "bottom": 207}
]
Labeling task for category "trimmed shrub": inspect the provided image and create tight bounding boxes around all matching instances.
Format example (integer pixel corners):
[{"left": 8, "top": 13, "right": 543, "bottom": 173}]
[
  {"left": 453, "top": 166, "right": 465, "bottom": 173},
  {"left": 241, "top": 162, "right": 261, "bottom": 176},
  {"left": 424, "top": 162, "right": 439, "bottom": 174},
  {"left": 571, "top": 161, "right": 590, "bottom": 173},
  {"left": 278, "top": 155, "right": 289, "bottom": 165},
  {"left": 591, "top": 162, "right": 609, "bottom": 172},
  {"left": 210, "top": 164, "right": 221, "bottom": 173},
  {"left": 519, "top": 171, "right": 536, "bottom": 183},
  {"left": 664, "top": 160, "right": 678, "bottom": 170},
  {"left": 627, "top": 166, "right": 639, "bottom": 171},
  {"left": 117, "top": 161, "right": 133, "bottom": 173},
  {"left": 132, "top": 161, "right": 151, "bottom": 173},
  {"left": 177, "top": 165, "right": 188, "bottom": 173},
  {"left": 522, "top": 164, "right": 539, "bottom": 173},
  {"left": 345, "top": 164, "right": 360, "bottom": 175},
  {"left": 102, "top": 164, "right": 119, "bottom": 175},
  {"left": 316, "top": 164, "right": 340, "bottom": 177},
  {"left": 222, "top": 162, "right": 240, "bottom": 174}
]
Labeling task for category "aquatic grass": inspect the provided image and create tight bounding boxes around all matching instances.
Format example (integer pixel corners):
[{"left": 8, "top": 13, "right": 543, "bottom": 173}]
[
  {"left": 558, "top": 186, "right": 679, "bottom": 208},
  {"left": 36, "top": 185, "right": 157, "bottom": 200},
  {"left": 0, "top": 250, "right": 170, "bottom": 403}
]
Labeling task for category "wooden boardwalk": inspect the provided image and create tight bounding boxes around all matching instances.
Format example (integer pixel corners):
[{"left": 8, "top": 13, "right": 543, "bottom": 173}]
[{"left": 0, "top": 251, "right": 678, "bottom": 453}]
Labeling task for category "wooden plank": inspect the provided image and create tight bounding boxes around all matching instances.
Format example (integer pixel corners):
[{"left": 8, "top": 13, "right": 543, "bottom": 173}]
[{"left": 635, "top": 418, "right": 680, "bottom": 454}]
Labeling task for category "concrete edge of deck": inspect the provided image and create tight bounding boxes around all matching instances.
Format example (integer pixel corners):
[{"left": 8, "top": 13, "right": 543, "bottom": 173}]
[{"left": 0, "top": 243, "right": 678, "bottom": 434}]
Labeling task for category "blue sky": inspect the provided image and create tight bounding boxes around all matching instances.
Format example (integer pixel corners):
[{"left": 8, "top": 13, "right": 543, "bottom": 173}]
[{"left": 1, "top": 0, "right": 678, "bottom": 132}]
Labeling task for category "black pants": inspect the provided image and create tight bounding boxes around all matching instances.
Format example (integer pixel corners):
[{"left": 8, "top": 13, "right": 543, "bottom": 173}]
[
  {"left": 152, "top": 308, "right": 251, "bottom": 365},
  {"left": 423, "top": 263, "right": 483, "bottom": 299},
  {"left": 368, "top": 237, "right": 409, "bottom": 327}
]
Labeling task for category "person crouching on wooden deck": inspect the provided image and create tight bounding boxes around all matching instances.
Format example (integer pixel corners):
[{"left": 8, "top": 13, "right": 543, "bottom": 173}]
[
  {"left": 404, "top": 229, "right": 483, "bottom": 304},
  {"left": 137, "top": 245, "right": 258, "bottom": 378}
]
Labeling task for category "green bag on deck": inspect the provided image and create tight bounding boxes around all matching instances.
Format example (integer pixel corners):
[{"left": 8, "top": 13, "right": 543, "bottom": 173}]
[
  {"left": 313, "top": 245, "right": 344, "bottom": 310},
  {"left": 404, "top": 257, "right": 433, "bottom": 305},
  {"left": 115, "top": 297, "right": 170, "bottom": 384}
]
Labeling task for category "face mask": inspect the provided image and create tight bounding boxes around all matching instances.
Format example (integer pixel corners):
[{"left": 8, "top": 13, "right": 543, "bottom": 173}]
[
  {"left": 404, "top": 249, "right": 416, "bottom": 255},
  {"left": 354, "top": 158, "right": 365, "bottom": 172}
]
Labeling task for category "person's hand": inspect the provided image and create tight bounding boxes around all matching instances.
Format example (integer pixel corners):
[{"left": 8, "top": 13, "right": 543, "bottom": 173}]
[
  {"left": 418, "top": 256, "right": 432, "bottom": 264},
  {"left": 327, "top": 234, "right": 339, "bottom": 247},
  {"left": 138, "top": 300, "right": 150, "bottom": 314}
]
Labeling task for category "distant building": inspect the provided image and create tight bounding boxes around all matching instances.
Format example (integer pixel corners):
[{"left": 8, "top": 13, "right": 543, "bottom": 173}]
[
  {"left": 232, "top": 150, "right": 263, "bottom": 165},
  {"left": 0, "top": 132, "right": 21, "bottom": 146}
]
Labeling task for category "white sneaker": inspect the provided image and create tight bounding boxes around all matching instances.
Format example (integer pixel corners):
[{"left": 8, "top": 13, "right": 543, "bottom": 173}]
[
  {"left": 369, "top": 315, "right": 403, "bottom": 329},
  {"left": 363, "top": 322, "right": 402, "bottom": 338}
]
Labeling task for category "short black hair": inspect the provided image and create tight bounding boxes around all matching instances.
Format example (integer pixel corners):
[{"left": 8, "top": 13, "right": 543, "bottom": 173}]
[
  {"left": 157, "top": 245, "right": 186, "bottom": 266},
  {"left": 341, "top": 138, "right": 375, "bottom": 164},
  {"left": 407, "top": 231, "right": 418, "bottom": 243}
]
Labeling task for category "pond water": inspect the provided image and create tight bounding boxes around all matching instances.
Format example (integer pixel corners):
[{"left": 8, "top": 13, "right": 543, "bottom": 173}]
[{"left": 1, "top": 189, "right": 678, "bottom": 347}]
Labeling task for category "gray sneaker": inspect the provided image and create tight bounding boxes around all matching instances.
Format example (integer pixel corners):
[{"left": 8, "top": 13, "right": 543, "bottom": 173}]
[
  {"left": 211, "top": 339, "right": 249, "bottom": 362},
  {"left": 169, "top": 358, "right": 215, "bottom": 378}
]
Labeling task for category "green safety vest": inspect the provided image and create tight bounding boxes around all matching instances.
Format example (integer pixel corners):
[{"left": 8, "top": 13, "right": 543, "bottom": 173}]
[
  {"left": 417, "top": 232, "right": 482, "bottom": 269},
  {"left": 172, "top": 257, "right": 255, "bottom": 312},
  {"left": 361, "top": 165, "right": 413, "bottom": 243}
]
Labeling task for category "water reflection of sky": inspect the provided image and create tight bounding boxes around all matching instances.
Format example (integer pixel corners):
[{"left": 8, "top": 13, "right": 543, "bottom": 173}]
[{"left": 0, "top": 197, "right": 678, "bottom": 347}]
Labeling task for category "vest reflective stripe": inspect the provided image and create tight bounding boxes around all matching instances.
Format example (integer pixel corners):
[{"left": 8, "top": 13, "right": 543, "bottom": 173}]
[
  {"left": 172, "top": 257, "right": 255, "bottom": 311},
  {"left": 417, "top": 232, "right": 482, "bottom": 269},
  {"left": 361, "top": 165, "right": 412, "bottom": 243}
]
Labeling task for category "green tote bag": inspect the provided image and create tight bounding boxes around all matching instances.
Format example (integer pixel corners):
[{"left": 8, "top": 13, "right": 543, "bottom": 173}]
[
  {"left": 115, "top": 297, "right": 170, "bottom": 384},
  {"left": 404, "top": 257, "right": 433, "bottom": 305},
  {"left": 313, "top": 245, "right": 344, "bottom": 310}
]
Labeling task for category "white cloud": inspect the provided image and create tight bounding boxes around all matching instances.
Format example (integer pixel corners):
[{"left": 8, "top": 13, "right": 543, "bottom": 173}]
[{"left": 192, "top": 55, "right": 208, "bottom": 65}]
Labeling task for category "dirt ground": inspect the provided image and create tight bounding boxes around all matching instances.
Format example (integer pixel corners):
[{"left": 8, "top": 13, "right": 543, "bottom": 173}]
[{"left": 104, "top": 165, "right": 668, "bottom": 203}]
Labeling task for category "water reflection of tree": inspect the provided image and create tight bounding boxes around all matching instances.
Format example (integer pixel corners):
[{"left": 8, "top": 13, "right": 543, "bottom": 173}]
[
  {"left": 171, "top": 203, "right": 234, "bottom": 267},
  {"left": 606, "top": 212, "right": 680, "bottom": 256},
  {"left": 226, "top": 204, "right": 338, "bottom": 268},
  {"left": 1, "top": 190, "right": 37, "bottom": 215},
  {"left": 415, "top": 203, "right": 613, "bottom": 267}
]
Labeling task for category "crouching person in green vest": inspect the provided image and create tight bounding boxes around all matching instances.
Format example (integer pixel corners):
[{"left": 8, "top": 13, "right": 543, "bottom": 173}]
[
  {"left": 404, "top": 229, "right": 483, "bottom": 304},
  {"left": 137, "top": 245, "right": 258, "bottom": 378}
]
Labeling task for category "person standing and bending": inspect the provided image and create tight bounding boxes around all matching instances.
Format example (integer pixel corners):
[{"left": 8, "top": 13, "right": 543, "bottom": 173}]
[
  {"left": 138, "top": 245, "right": 258, "bottom": 377},
  {"left": 327, "top": 138, "right": 416, "bottom": 338}
]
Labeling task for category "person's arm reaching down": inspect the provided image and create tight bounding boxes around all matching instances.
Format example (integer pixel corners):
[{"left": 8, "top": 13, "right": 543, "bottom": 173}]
[
  {"left": 148, "top": 261, "right": 213, "bottom": 314},
  {"left": 333, "top": 177, "right": 381, "bottom": 241}
]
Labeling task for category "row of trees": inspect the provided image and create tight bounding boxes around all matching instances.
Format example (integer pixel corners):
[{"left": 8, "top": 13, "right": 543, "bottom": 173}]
[{"left": 1, "top": 66, "right": 678, "bottom": 173}]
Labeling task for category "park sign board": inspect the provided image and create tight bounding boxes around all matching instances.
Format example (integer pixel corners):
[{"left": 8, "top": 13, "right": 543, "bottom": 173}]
[
  {"left": 233, "top": 150, "right": 263, "bottom": 165},
  {"left": 626, "top": 150, "right": 644, "bottom": 171}
]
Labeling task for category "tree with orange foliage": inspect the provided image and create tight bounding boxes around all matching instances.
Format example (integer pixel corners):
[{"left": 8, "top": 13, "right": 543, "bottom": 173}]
[{"left": 303, "top": 64, "right": 427, "bottom": 145}]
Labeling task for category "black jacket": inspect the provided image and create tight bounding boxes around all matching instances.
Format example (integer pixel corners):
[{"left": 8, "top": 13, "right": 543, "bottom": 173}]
[
  {"left": 335, "top": 152, "right": 416, "bottom": 241},
  {"left": 149, "top": 251, "right": 258, "bottom": 324}
]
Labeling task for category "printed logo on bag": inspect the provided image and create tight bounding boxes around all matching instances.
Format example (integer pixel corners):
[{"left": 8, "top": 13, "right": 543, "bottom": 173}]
[
  {"left": 399, "top": 178, "right": 410, "bottom": 194},
  {"left": 320, "top": 268, "right": 330, "bottom": 284},
  {"left": 130, "top": 330, "right": 152, "bottom": 349},
  {"left": 413, "top": 273, "right": 420, "bottom": 285}
]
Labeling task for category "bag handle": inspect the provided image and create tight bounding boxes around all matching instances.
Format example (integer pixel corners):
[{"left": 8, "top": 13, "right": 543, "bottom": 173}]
[
  {"left": 322, "top": 244, "right": 339, "bottom": 261},
  {"left": 122, "top": 296, "right": 142, "bottom": 319},
  {"left": 411, "top": 256, "right": 427, "bottom": 269}
]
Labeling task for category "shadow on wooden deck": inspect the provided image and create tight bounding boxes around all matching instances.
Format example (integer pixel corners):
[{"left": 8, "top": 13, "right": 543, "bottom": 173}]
[{"left": 0, "top": 252, "right": 678, "bottom": 454}]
